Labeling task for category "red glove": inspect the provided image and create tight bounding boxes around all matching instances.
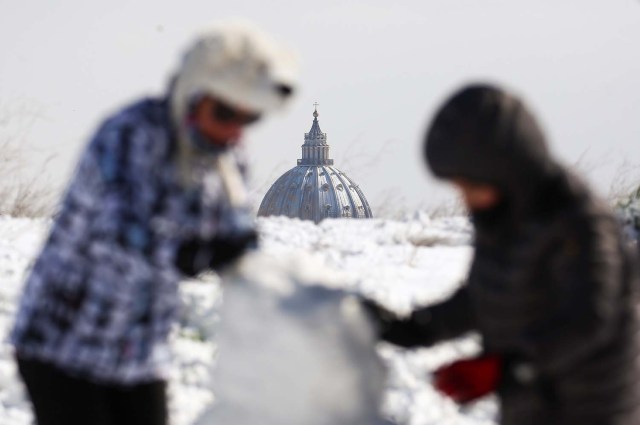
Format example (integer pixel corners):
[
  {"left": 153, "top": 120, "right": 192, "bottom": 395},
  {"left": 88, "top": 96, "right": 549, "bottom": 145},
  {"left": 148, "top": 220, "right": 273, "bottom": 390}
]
[{"left": 433, "top": 354, "right": 501, "bottom": 403}]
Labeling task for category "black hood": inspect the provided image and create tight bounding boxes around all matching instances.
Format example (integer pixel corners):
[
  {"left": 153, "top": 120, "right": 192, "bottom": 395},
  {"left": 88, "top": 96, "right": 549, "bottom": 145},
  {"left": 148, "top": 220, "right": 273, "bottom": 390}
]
[{"left": 424, "top": 84, "right": 566, "bottom": 221}]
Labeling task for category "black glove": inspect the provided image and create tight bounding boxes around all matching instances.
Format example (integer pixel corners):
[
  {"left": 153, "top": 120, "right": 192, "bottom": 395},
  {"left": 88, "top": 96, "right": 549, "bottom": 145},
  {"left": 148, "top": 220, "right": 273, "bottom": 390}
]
[
  {"left": 360, "top": 298, "right": 435, "bottom": 348},
  {"left": 175, "top": 230, "right": 258, "bottom": 276},
  {"left": 360, "top": 298, "right": 399, "bottom": 331}
]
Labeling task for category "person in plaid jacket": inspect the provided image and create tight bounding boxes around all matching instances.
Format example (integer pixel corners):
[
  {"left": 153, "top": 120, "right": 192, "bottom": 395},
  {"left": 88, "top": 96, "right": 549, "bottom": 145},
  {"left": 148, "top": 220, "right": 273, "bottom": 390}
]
[{"left": 11, "top": 21, "right": 297, "bottom": 425}]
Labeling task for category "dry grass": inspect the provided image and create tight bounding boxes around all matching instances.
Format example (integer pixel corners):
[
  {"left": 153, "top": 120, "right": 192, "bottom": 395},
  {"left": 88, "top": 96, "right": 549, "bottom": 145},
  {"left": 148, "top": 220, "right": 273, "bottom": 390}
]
[
  {"left": 0, "top": 100, "right": 57, "bottom": 217},
  {"left": 606, "top": 160, "right": 640, "bottom": 207},
  {"left": 0, "top": 140, "right": 57, "bottom": 217}
]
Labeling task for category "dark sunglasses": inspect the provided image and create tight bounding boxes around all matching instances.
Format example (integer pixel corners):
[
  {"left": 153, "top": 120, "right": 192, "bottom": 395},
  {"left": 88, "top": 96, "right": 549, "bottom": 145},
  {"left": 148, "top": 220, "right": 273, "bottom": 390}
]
[{"left": 212, "top": 100, "right": 261, "bottom": 126}]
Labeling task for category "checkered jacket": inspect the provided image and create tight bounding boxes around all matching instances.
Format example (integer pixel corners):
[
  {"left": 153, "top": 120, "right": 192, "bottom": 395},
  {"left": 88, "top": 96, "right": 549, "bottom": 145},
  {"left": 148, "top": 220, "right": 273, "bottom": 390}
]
[{"left": 11, "top": 97, "right": 249, "bottom": 384}]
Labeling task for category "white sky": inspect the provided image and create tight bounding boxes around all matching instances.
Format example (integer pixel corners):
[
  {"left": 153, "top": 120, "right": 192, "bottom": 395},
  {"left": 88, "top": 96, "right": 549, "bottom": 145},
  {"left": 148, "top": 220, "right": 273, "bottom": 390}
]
[{"left": 1, "top": 0, "right": 639, "bottom": 215}]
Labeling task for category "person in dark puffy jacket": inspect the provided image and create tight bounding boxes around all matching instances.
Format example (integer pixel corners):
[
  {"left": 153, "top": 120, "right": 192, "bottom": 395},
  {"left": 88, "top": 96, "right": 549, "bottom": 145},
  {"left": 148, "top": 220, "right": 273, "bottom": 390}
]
[
  {"left": 11, "top": 21, "right": 297, "bottom": 425},
  {"left": 364, "top": 84, "right": 640, "bottom": 425}
]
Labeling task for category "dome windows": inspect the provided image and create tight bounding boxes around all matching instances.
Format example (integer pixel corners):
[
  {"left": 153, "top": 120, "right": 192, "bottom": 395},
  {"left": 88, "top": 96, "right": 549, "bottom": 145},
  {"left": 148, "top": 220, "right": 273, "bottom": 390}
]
[{"left": 257, "top": 107, "right": 373, "bottom": 222}]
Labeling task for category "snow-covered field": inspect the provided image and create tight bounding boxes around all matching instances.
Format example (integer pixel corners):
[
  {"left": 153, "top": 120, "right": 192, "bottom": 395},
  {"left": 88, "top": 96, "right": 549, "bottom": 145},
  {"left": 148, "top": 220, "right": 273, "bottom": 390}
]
[{"left": 0, "top": 214, "right": 498, "bottom": 425}]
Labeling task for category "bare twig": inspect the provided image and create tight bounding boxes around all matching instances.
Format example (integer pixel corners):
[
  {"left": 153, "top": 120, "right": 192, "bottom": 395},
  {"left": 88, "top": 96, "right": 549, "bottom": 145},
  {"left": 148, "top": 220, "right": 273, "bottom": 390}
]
[{"left": 0, "top": 100, "right": 57, "bottom": 217}]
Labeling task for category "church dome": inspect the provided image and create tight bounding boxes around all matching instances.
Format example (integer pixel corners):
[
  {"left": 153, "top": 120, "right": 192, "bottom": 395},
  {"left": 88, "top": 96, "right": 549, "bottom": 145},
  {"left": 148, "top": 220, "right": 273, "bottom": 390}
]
[{"left": 258, "top": 107, "right": 373, "bottom": 223}]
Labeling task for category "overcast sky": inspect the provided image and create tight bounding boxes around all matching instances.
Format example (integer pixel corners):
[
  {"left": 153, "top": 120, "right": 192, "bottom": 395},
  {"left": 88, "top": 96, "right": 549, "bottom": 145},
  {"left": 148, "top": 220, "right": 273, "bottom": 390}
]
[{"left": 1, "top": 0, "right": 639, "bottom": 215}]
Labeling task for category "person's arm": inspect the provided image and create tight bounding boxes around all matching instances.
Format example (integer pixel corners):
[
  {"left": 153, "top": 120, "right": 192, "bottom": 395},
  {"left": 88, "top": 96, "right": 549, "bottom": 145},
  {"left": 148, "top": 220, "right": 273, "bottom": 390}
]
[
  {"left": 522, "top": 211, "right": 628, "bottom": 374},
  {"left": 363, "top": 285, "right": 475, "bottom": 348},
  {"left": 174, "top": 146, "right": 257, "bottom": 277}
]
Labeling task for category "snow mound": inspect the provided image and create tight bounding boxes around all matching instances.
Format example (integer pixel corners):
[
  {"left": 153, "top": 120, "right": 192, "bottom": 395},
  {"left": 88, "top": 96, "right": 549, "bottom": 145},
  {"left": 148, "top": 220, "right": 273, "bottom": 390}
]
[
  {"left": 1, "top": 214, "right": 497, "bottom": 425},
  {"left": 197, "top": 251, "right": 388, "bottom": 425}
]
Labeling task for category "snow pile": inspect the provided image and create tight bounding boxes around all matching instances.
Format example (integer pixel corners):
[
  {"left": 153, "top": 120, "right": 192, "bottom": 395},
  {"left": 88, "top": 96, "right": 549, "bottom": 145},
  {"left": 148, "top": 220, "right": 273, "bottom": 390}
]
[
  {"left": 198, "top": 252, "right": 388, "bottom": 425},
  {"left": 0, "top": 217, "right": 50, "bottom": 425},
  {"left": 256, "top": 215, "right": 496, "bottom": 425},
  {"left": 0, "top": 213, "right": 498, "bottom": 425},
  {"left": 258, "top": 213, "right": 474, "bottom": 313}
]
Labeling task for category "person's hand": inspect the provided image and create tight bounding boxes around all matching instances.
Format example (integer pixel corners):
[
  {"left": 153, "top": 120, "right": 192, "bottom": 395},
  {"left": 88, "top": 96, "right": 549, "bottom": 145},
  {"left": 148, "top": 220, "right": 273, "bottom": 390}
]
[
  {"left": 360, "top": 298, "right": 399, "bottom": 331},
  {"left": 175, "top": 229, "right": 258, "bottom": 276},
  {"left": 208, "top": 229, "right": 258, "bottom": 270},
  {"left": 433, "top": 354, "right": 501, "bottom": 404},
  {"left": 360, "top": 298, "right": 435, "bottom": 348}
]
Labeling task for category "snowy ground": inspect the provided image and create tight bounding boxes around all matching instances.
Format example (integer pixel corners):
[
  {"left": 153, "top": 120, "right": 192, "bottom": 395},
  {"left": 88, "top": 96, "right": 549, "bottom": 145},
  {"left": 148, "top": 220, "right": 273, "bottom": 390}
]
[{"left": 0, "top": 214, "right": 498, "bottom": 425}]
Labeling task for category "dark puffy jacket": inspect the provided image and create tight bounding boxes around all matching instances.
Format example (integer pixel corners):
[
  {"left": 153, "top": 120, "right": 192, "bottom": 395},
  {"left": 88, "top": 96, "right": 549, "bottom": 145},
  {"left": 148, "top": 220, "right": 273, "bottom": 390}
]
[{"left": 376, "top": 85, "right": 640, "bottom": 425}]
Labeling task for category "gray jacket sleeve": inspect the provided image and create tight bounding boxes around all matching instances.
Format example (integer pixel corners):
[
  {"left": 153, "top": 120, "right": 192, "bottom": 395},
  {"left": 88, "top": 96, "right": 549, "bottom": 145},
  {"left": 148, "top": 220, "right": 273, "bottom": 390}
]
[{"left": 376, "top": 285, "right": 475, "bottom": 348}]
